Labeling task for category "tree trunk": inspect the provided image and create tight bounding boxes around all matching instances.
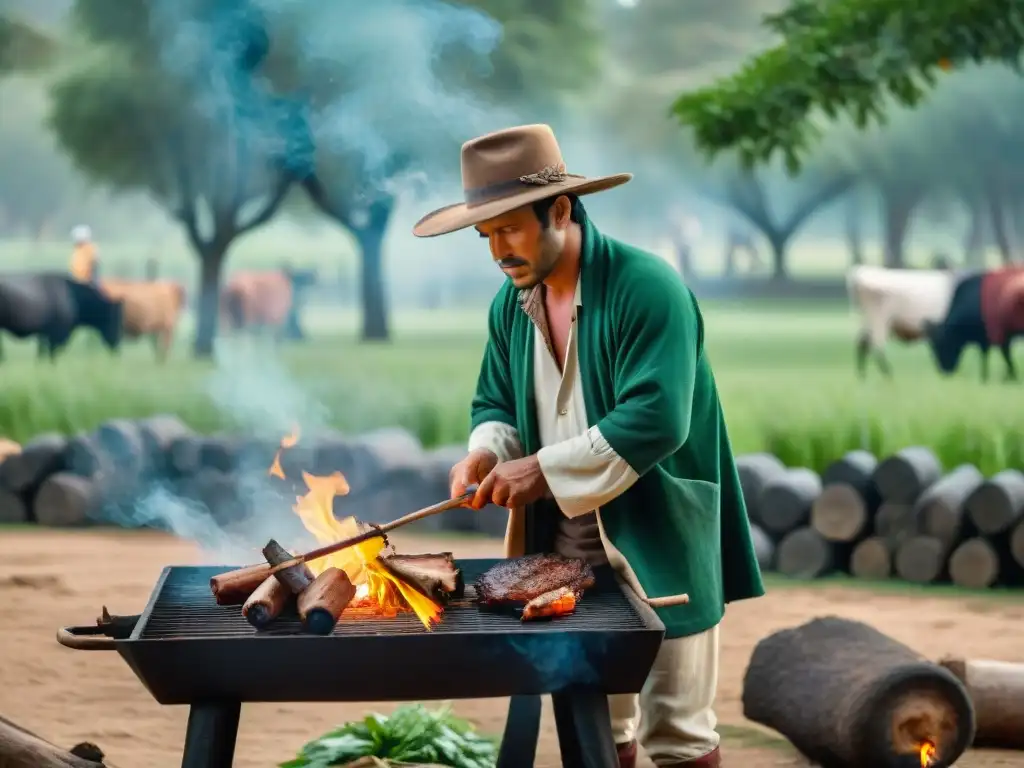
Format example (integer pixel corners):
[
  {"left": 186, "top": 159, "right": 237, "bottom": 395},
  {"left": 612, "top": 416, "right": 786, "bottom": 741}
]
[
  {"left": 767, "top": 234, "right": 788, "bottom": 279},
  {"left": 880, "top": 188, "right": 920, "bottom": 268},
  {"left": 963, "top": 197, "right": 987, "bottom": 268},
  {"left": 349, "top": 198, "right": 393, "bottom": 342},
  {"left": 986, "top": 185, "right": 1014, "bottom": 264},
  {"left": 193, "top": 244, "right": 228, "bottom": 358},
  {"left": 844, "top": 197, "right": 865, "bottom": 266}
]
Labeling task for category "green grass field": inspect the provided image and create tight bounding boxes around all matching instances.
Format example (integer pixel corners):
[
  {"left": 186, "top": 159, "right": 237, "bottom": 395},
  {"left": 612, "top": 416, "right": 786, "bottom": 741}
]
[{"left": 1, "top": 299, "right": 1022, "bottom": 475}]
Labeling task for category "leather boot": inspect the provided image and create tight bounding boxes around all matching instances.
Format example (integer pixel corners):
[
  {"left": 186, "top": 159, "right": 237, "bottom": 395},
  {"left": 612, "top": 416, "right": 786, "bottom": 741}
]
[
  {"left": 616, "top": 740, "right": 638, "bottom": 768},
  {"left": 655, "top": 746, "right": 722, "bottom": 767}
]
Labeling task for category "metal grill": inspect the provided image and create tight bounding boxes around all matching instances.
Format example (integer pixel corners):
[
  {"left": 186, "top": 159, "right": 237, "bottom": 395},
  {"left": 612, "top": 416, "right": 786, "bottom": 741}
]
[{"left": 140, "top": 561, "right": 647, "bottom": 640}]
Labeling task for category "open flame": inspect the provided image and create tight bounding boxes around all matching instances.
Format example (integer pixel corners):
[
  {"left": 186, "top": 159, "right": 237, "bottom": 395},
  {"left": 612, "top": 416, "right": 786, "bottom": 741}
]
[
  {"left": 268, "top": 431, "right": 442, "bottom": 629},
  {"left": 920, "top": 741, "right": 937, "bottom": 767}
]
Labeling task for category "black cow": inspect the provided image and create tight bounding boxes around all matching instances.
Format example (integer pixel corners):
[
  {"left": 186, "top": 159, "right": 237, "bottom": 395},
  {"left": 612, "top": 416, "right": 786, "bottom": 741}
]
[
  {"left": 0, "top": 273, "right": 124, "bottom": 362},
  {"left": 923, "top": 273, "right": 1018, "bottom": 381}
]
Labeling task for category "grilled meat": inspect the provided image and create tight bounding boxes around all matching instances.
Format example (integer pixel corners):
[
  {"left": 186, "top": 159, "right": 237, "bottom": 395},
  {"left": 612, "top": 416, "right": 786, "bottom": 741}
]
[
  {"left": 380, "top": 552, "right": 464, "bottom": 602},
  {"left": 522, "top": 587, "right": 577, "bottom": 621},
  {"left": 474, "top": 553, "right": 595, "bottom": 606}
]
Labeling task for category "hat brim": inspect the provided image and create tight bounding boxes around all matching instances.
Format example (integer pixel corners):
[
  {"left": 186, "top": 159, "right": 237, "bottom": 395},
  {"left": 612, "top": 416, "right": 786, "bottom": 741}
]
[{"left": 411, "top": 173, "right": 633, "bottom": 238}]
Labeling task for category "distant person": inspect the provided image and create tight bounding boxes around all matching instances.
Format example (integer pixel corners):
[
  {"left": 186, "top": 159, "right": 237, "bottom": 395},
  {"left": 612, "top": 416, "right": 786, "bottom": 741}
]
[
  {"left": 69, "top": 225, "right": 99, "bottom": 284},
  {"left": 723, "top": 225, "right": 763, "bottom": 275},
  {"left": 670, "top": 214, "right": 702, "bottom": 279},
  {"left": 428, "top": 124, "right": 765, "bottom": 768}
]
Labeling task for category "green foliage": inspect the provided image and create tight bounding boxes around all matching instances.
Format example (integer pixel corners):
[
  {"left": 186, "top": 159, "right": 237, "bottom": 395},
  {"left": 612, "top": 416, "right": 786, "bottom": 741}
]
[
  {"left": 0, "top": 13, "right": 55, "bottom": 73},
  {"left": 279, "top": 704, "right": 497, "bottom": 768},
  {"left": 671, "top": 0, "right": 1024, "bottom": 170}
]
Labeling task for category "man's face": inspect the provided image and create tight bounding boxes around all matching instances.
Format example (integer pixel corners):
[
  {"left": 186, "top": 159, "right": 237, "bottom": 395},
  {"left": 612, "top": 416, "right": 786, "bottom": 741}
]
[{"left": 476, "top": 200, "right": 567, "bottom": 290}]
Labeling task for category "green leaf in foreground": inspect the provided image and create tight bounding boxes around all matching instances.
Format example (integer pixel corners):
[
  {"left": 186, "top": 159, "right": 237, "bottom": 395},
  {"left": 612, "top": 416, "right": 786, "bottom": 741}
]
[{"left": 280, "top": 703, "right": 498, "bottom": 768}]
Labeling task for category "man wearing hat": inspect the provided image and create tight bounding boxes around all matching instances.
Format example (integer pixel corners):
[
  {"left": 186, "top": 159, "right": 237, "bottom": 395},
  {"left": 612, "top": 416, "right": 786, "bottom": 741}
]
[{"left": 418, "top": 124, "right": 765, "bottom": 768}]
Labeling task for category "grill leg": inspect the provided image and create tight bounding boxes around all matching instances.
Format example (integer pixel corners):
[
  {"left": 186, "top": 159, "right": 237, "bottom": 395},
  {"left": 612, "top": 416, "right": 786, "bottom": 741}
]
[
  {"left": 496, "top": 695, "right": 542, "bottom": 768},
  {"left": 552, "top": 688, "right": 618, "bottom": 768},
  {"left": 181, "top": 702, "right": 241, "bottom": 768}
]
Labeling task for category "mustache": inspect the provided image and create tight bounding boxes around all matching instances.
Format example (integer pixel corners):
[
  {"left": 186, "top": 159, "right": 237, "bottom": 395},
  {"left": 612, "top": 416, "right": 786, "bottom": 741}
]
[{"left": 498, "top": 257, "right": 529, "bottom": 269}]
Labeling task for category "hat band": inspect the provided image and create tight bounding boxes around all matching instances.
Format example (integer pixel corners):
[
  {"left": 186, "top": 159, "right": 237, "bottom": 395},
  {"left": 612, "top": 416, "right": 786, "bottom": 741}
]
[{"left": 463, "top": 164, "right": 585, "bottom": 206}]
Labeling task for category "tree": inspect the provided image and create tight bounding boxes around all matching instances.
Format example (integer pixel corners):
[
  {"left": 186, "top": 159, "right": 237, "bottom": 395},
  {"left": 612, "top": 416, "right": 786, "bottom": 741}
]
[
  {"left": 670, "top": 0, "right": 1024, "bottom": 170},
  {"left": 0, "top": 10, "right": 55, "bottom": 74},
  {"left": 50, "top": 0, "right": 313, "bottom": 356}
]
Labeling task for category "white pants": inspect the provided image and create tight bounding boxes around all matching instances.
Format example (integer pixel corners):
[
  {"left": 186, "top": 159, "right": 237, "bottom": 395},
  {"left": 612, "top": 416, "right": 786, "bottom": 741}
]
[{"left": 608, "top": 624, "right": 720, "bottom": 763}]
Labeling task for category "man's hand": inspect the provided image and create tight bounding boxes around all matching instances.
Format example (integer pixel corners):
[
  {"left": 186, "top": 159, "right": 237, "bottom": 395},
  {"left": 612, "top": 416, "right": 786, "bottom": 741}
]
[
  {"left": 450, "top": 448, "right": 499, "bottom": 499},
  {"left": 472, "top": 455, "right": 549, "bottom": 510}
]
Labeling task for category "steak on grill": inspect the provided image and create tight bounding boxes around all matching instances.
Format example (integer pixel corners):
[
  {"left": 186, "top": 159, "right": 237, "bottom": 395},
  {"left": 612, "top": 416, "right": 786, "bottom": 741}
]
[{"left": 474, "top": 554, "right": 595, "bottom": 607}]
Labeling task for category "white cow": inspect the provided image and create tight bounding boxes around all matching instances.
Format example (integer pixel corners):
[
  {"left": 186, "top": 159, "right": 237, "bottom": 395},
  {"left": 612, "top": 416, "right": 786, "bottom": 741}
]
[{"left": 846, "top": 265, "right": 958, "bottom": 377}]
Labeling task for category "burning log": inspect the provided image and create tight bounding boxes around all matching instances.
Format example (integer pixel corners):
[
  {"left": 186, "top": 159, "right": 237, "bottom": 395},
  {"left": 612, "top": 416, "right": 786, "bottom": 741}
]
[
  {"left": 914, "top": 465, "right": 984, "bottom": 551},
  {"left": 297, "top": 567, "right": 356, "bottom": 635},
  {"left": 938, "top": 658, "right": 1024, "bottom": 750},
  {"left": 872, "top": 446, "right": 943, "bottom": 504},
  {"left": 0, "top": 713, "right": 109, "bottom": 768},
  {"left": 966, "top": 469, "right": 1024, "bottom": 536},
  {"left": 0, "top": 488, "right": 27, "bottom": 524},
  {"left": 263, "top": 539, "right": 314, "bottom": 594},
  {"left": 849, "top": 536, "right": 895, "bottom": 580},
  {"left": 757, "top": 468, "right": 821, "bottom": 536},
  {"left": 33, "top": 473, "right": 99, "bottom": 527},
  {"left": 736, "top": 452, "right": 786, "bottom": 526},
  {"left": 774, "top": 527, "right": 836, "bottom": 578},
  {"left": 380, "top": 552, "right": 464, "bottom": 602},
  {"left": 210, "top": 564, "right": 271, "bottom": 606},
  {"left": 0, "top": 433, "right": 67, "bottom": 494},
  {"left": 242, "top": 575, "right": 293, "bottom": 630},
  {"left": 742, "top": 616, "right": 975, "bottom": 768}
]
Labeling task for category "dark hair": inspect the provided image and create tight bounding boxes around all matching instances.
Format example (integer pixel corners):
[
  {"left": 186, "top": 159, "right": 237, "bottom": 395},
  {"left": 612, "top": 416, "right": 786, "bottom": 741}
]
[{"left": 531, "top": 193, "right": 586, "bottom": 228}]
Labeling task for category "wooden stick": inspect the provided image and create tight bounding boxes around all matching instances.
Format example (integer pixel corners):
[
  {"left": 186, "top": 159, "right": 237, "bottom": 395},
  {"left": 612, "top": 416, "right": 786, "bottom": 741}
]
[
  {"left": 939, "top": 657, "right": 1024, "bottom": 750},
  {"left": 297, "top": 567, "right": 356, "bottom": 635},
  {"left": 266, "top": 490, "right": 475, "bottom": 575},
  {"left": 209, "top": 563, "right": 271, "bottom": 605}
]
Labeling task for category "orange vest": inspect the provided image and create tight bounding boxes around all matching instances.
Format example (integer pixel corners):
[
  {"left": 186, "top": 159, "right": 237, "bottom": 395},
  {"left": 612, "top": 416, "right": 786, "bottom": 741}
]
[{"left": 70, "top": 243, "right": 98, "bottom": 282}]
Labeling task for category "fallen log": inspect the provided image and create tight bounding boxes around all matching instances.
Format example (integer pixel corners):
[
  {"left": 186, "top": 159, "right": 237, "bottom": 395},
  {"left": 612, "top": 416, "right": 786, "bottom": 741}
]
[
  {"left": 849, "top": 536, "right": 894, "bottom": 580},
  {"left": 821, "top": 449, "right": 878, "bottom": 492},
  {"left": 811, "top": 483, "right": 872, "bottom": 543},
  {"left": 168, "top": 435, "right": 202, "bottom": 477},
  {"left": 742, "top": 616, "right": 974, "bottom": 768},
  {"left": 210, "top": 563, "right": 272, "bottom": 605},
  {"left": 895, "top": 535, "right": 947, "bottom": 584},
  {"left": 757, "top": 468, "right": 821, "bottom": 536},
  {"left": 948, "top": 536, "right": 1023, "bottom": 589},
  {"left": 938, "top": 658, "right": 1024, "bottom": 750},
  {"left": 966, "top": 469, "right": 1024, "bottom": 536},
  {"left": 33, "top": 473, "right": 99, "bottom": 528},
  {"left": 0, "top": 433, "right": 67, "bottom": 494},
  {"left": 914, "top": 465, "right": 984, "bottom": 552},
  {"left": 0, "top": 713, "right": 107, "bottom": 767},
  {"left": 63, "top": 435, "right": 102, "bottom": 478},
  {"left": 298, "top": 567, "right": 357, "bottom": 635},
  {"left": 872, "top": 446, "right": 943, "bottom": 504},
  {"left": 137, "top": 415, "right": 194, "bottom": 475},
  {"left": 0, "top": 488, "right": 28, "bottom": 524},
  {"left": 736, "top": 453, "right": 786, "bottom": 526},
  {"left": 874, "top": 502, "right": 916, "bottom": 550},
  {"left": 775, "top": 527, "right": 835, "bottom": 578},
  {"left": 749, "top": 523, "right": 775, "bottom": 571}
]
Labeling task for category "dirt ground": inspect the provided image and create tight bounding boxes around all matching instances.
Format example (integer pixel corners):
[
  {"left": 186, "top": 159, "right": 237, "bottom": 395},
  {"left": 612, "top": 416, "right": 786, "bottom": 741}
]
[{"left": 2, "top": 529, "right": 1022, "bottom": 768}]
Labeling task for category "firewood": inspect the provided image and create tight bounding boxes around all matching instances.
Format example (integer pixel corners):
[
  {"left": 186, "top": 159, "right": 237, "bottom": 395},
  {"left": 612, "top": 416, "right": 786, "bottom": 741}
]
[
  {"left": 735, "top": 453, "right": 786, "bottom": 526},
  {"left": 948, "top": 536, "right": 1024, "bottom": 589},
  {"left": 757, "top": 468, "right": 821, "bottom": 536},
  {"left": 775, "top": 527, "right": 836, "bottom": 578},
  {"left": 965, "top": 469, "right": 1024, "bottom": 535},
  {"left": 0, "top": 433, "right": 67, "bottom": 494},
  {"left": 168, "top": 435, "right": 202, "bottom": 477},
  {"left": 914, "top": 465, "right": 984, "bottom": 551},
  {"left": 938, "top": 658, "right": 1024, "bottom": 750},
  {"left": 874, "top": 501, "right": 916, "bottom": 549},
  {"left": 198, "top": 435, "right": 239, "bottom": 473},
  {"left": 210, "top": 563, "right": 272, "bottom": 605},
  {"left": 742, "top": 617, "right": 975, "bottom": 768},
  {"left": 94, "top": 418, "right": 146, "bottom": 477},
  {"left": 821, "top": 449, "right": 879, "bottom": 492},
  {"left": 749, "top": 523, "right": 775, "bottom": 571},
  {"left": 33, "top": 473, "right": 99, "bottom": 528},
  {"left": 298, "top": 567, "right": 356, "bottom": 635},
  {"left": 0, "top": 488, "right": 27, "bottom": 524},
  {"left": 849, "top": 536, "right": 895, "bottom": 580},
  {"left": 895, "top": 536, "right": 948, "bottom": 585},
  {"left": 872, "top": 446, "right": 943, "bottom": 504},
  {"left": 242, "top": 575, "right": 293, "bottom": 629},
  {"left": 136, "top": 414, "right": 194, "bottom": 475},
  {"left": 263, "top": 538, "right": 314, "bottom": 594},
  {"left": 0, "top": 713, "right": 108, "bottom": 767},
  {"left": 1013, "top": 519, "right": 1024, "bottom": 570},
  {"left": 811, "top": 484, "right": 872, "bottom": 543},
  {"left": 63, "top": 434, "right": 101, "bottom": 478}
]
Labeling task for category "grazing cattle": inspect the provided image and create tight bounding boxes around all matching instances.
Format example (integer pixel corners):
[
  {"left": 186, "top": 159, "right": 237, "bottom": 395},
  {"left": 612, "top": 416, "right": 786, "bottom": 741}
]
[
  {"left": 846, "top": 265, "right": 962, "bottom": 377},
  {"left": 926, "top": 267, "right": 1024, "bottom": 381},
  {"left": 0, "top": 273, "right": 123, "bottom": 361},
  {"left": 221, "top": 267, "right": 317, "bottom": 339},
  {"left": 99, "top": 279, "right": 187, "bottom": 362}
]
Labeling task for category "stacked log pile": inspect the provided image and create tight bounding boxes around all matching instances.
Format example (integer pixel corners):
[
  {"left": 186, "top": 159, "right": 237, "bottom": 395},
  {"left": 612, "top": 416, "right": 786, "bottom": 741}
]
[{"left": 738, "top": 447, "right": 1024, "bottom": 590}]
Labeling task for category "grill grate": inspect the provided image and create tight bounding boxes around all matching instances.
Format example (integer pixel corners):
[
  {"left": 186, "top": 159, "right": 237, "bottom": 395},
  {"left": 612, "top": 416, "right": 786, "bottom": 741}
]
[{"left": 140, "top": 561, "right": 647, "bottom": 640}]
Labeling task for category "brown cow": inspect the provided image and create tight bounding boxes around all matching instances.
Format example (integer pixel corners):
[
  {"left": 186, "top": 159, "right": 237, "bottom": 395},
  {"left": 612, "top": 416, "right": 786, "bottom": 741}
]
[
  {"left": 221, "top": 268, "right": 316, "bottom": 339},
  {"left": 99, "top": 278, "right": 187, "bottom": 362}
]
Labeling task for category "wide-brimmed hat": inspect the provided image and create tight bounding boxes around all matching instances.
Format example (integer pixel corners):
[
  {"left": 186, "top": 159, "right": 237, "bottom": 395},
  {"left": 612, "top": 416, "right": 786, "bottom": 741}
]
[{"left": 412, "top": 124, "right": 632, "bottom": 238}]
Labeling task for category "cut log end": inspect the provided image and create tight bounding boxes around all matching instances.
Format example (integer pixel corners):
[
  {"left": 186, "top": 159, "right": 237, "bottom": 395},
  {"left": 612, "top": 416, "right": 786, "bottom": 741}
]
[
  {"left": 298, "top": 568, "right": 356, "bottom": 635},
  {"left": 965, "top": 470, "right": 1024, "bottom": 535},
  {"left": 873, "top": 447, "right": 943, "bottom": 504},
  {"left": 758, "top": 468, "right": 822, "bottom": 535},
  {"left": 775, "top": 527, "right": 833, "bottom": 579},
  {"left": 33, "top": 473, "right": 98, "bottom": 528},
  {"left": 948, "top": 538, "right": 1000, "bottom": 590},
  {"left": 850, "top": 537, "right": 894, "bottom": 580},
  {"left": 895, "top": 536, "right": 947, "bottom": 585},
  {"left": 242, "top": 574, "right": 293, "bottom": 629},
  {"left": 811, "top": 483, "right": 869, "bottom": 542}
]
